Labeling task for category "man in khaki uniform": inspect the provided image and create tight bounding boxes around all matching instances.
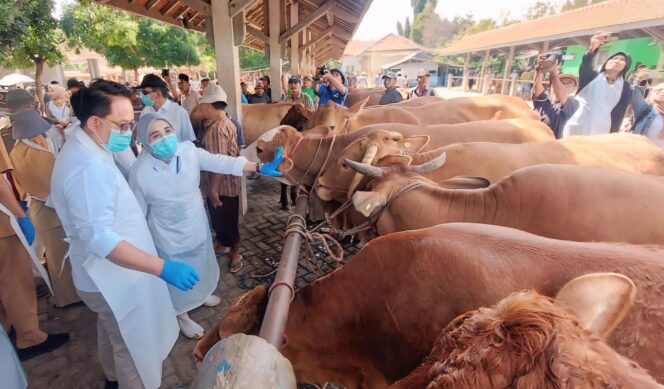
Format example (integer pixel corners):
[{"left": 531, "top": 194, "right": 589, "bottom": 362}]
[
  {"left": 0, "top": 123, "right": 69, "bottom": 361},
  {"left": 9, "top": 105, "right": 80, "bottom": 307}
]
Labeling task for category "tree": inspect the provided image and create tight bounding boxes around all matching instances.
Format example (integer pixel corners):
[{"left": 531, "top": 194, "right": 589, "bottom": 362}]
[
  {"left": 561, "top": 0, "right": 605, "bottom": 12},
  {"left": 0, "top": 0, "right": 65, "bottom": 107},
  {"left": 526, "top": 1, "right": 556, "bottom": 19},
  {"left": 239, "top": 46, "right": 269, "bottom": 70},
  {"left": 397, "top": 21, "right": 404, "bottom": 37},
  {"left": 404, "top": 17, "right": 411, "bottom": 39},
  {"left": 411, "top": 0, "right": 436, "bottom": 14},
  {"left": 136, "top": 19, "right": 200, "bottom": 68}
]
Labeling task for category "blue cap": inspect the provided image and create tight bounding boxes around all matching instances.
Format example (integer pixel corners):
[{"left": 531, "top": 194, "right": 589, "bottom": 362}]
[
  {"left": 288, "top": 76, "right": 301, "bottom": 84},
  {"left": 382, "top": 71, "right": 397, "bottom": 79}
]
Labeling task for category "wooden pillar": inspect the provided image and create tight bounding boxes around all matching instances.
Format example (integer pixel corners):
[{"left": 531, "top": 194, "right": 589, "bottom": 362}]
[
  {"left": 479, "top": 49, "right": 490, "bottom": 92},
  {"left": 501, "top": 46, "right": 515, "bottom": 95},
  {"left": 268, "top": 0, "right": 282, "bottom": 102},
  {"left": 211, "top": 0, "right": 242, "bottom": 120},
  {"left": 461, "top": 52, "right": 470, "bottom": 91},
  {"left": 542, "top": 41, "right": 550, "bottom": 53},
  {"left": 289, "top": 2, "right": 299, "bottom": 75}
]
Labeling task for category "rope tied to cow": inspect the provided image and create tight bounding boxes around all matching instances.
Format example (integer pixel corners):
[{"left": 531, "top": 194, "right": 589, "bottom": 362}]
[{"left": 285, "top": 213, "right": 344, "bottom": 265}]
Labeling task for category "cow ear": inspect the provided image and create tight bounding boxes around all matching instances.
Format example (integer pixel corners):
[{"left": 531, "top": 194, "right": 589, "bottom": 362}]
[
  {"left": 352, "top": 191, "right": 387, "bottom": 217},
  {"left": 440, "top": 176, "right": 491, "bottom": 189},
  {"left": 555, "top": 273, "right": 637, "bottom": 339},
  {"left": 279, "top": 156, "right": 294, "bottom": 172},
  {"left": 377, "top": 154, "right": 412, "bottom": 167},
  {"left": 349, "top": 97, "right": 369, "bottom": 114},
  {"left": 398, "top": 136, "right": 430, "bottom": 153}
]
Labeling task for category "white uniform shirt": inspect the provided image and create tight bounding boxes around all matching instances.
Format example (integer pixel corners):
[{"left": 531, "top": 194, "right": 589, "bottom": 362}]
[
  {"left": 180, "top": 88, "right": 200, "bottom": 114},
  {"left": 49, "top": 125, "right": 152, "bottom": 292},
  {"left": 140, "top": 99, "right": 196, "bottom": 142}
]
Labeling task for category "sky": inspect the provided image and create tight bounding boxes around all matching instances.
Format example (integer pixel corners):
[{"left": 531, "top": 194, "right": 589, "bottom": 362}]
[{"left": 353, "top": 0, "right": 562, "bottom": 41}]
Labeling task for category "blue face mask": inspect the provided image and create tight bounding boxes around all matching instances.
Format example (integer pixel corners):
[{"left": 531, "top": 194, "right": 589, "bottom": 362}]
[
  {"left": 104, "top": 129, "right": 132, "bottom": 153},
  {"left": 141, "top": 93, "right": 154, "bottom": 107},
  {"left": 149, "top": 134, "right": 177, "bottom": 160}
]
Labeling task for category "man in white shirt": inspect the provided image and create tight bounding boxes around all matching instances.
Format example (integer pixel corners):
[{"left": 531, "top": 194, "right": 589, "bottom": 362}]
[
  {"left": 139, "top": 74, "right": 196, "bottom": 142},
  {"left": 176, "top": 73, "right": 200, "bottom": 114}
]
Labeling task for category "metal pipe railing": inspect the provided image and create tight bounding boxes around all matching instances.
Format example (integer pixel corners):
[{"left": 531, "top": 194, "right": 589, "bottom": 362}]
[{"left": 258, "top": 192, "right": 310, "bottom": 348}]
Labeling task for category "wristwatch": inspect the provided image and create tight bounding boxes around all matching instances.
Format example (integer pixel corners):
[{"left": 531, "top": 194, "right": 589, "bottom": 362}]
[{"left": 255, "top": 162, "right": 264, "bottom": 174}]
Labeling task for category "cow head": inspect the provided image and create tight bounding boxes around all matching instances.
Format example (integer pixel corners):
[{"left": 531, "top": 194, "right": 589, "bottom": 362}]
[
  {"left": 256, "top": 125, "right": 300, "bottom": 183},
  {"left": 315, "top": 130, "right": 430, "bottom": 202},
  {"left": 346, "top": 152, "right": 490, "bottom": 218},
  {"left": 391, "top": 273, "right": 660, "bottom": 389},
  {"left": 308, "top": 97, "right": 369, "bottom": 132},
  {"left": 280, "top": 103, "right": 313, "bottom": 132}
]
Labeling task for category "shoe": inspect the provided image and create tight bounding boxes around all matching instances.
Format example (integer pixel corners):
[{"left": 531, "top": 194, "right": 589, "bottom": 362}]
[
  {"left": 16, "top": 333, "right": 69, "bottom": 361},
  {"left": 280, "top": 204, "right": 289, "bottom": 211},
  {"left": 203, "top": 295, "right": 221, "bottom": 307},
  {"left": 177, "top": 313, "right": 205, "bottom": 339},
  {"left": 104, "top": 379, "right": 119, "bottom": 389}
]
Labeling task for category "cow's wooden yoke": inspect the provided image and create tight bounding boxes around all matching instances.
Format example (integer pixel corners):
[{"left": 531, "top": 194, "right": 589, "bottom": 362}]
[{"left": 259, "top": 191, "right": 310, "bottom": 348}]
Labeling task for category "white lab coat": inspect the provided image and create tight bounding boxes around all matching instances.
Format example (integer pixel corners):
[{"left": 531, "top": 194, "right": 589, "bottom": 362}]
[
  {"left": 0, "top": 327, "right": 27, "bottom": 389},
  {"left": 129, "top": 142, "right": 246, "bottom": 314},
  {"left": 140, "top": 99, "right": 196, "bottom": 142},
  {"left": 49, "top": 124, "right": 179, "bottom": 389}
]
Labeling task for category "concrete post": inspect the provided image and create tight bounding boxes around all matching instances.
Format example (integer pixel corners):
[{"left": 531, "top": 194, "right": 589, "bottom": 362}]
[
  {"left": 268, "top": 0, "right": 282, "bottom": 102},
  {"left": 461, "top": 52, "right": 470, "bottom": 91},
  {"left": 509, "top": 74, "right": 517, "bottom": 96},
  {"left": 289, "top": 2, "right": 299, "bottom": 75},
  {"left": 211, "top": 0, "right": 243, "bottom": 120},
  {"left": 479, "top": 49, "right": 490, "bottom": 92},
  {"left": 447, "top": 74, "right": 453, "bottom": 89},
  {"left": 501, "top": 46, "right": 515, "bottom": 95}
]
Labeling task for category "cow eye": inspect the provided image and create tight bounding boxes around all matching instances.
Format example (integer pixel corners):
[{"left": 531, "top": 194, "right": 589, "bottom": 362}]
[{"left": 341, "top": 161, "right": 348, "bottom": 169}]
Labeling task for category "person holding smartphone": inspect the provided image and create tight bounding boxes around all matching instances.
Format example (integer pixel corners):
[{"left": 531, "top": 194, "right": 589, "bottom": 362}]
[{"left": 562, "top": 31, "right": 632, "bottom": 137}]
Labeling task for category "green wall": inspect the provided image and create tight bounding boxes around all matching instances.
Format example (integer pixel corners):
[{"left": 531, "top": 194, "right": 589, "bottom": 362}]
[{"left": 561, "top": 37, "right": 661, "bottom": 76}]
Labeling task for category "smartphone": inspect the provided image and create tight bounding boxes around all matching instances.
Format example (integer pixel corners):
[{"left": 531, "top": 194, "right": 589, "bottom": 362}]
[{"left": 605, "top": 33, "right": 619, "bottom": 42}]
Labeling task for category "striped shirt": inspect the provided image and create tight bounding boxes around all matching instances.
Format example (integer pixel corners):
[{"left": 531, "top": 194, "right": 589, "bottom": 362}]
[{"left": 202, "top": 115, "right": 240, "bottom": 197}]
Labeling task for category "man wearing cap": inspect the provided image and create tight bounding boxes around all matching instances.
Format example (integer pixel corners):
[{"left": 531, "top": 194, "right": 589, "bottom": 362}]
[
  {"left": 140, "top": 74, "right": 196, "bottom": 142},
  {"left": 408, "top": 70, "right": 435, "bottom": 99},
  {"left": 314, "top": 68, "right": 348, "bottom": 107},
  {"left": 247, "top": 80, "right": 270, "bottom": 104},
  {"left": 379, "top": 72, "right": 403, "bottom": 105},
  {"left": 176, "top": 74, "right": 200, "bottom": 114},
  {"left": 282, "top": 76, "right": 315, "bottom": 110},
  {"left": 562, "top": 31, "right": 632, "bottom": 137},
  {"left": 196, "top": 85, "right": 246, "bottom": 272},
  {"left": 302, "top": 76, "right": 318, "bottom": 108},
  {"left": 0, "top": 93, "right": 70, "bottom": 361},
  {"left": 9, "top": 102, "right": 80, "bottom": 308},
  {"left": 2, "top": 89, "right": 36, "bottom": 154},
  {"left": 533, "top": 54, "right": 579, "bottom": 139}
]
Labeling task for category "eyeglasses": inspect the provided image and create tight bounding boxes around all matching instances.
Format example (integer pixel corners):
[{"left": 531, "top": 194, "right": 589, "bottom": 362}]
[
  {"left": 142, "top": 89, "right": 155, "bottom": 95},
  {"left": 101, "top": 118, "right": 135, "bottom": 133}
]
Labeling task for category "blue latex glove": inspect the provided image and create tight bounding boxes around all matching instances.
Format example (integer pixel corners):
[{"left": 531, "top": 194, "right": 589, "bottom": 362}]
[
  {"left": 159, "top": 260, "right": 200, "bottom": 291},
  {"left": 17, "top": 216, "right": 35, "bottom": 246},
  {"left": 259, "top": 146, "right": 285, "bottom": 177}
]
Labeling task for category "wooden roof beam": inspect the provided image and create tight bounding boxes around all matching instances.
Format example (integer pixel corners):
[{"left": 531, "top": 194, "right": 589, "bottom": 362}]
[
  {"left": 279, "top": 0, "right": 335, "bottom": 43},
  {"left": 160, "top": 0, "right": 180, "bottom": 15},
  {"left": 326, "top": 9, "right": 334, "bottom": 27},
  {"left": 180, "top": 0, "right": 210, "bottom": 15},
  {"left": 145, "top": 0, "right": 159, "bottom": 10},
  {"left": 247, "top": 24, "right": 269, "bottom": 43},
  {"left": 299, "top": 29, "right": 331, "bottom": 52},
  {"left": 173, "top": 6, "right": 190, "bottom": 19},
  {"left": 230, "top": 0, "right": 257, "bottom": 18}
]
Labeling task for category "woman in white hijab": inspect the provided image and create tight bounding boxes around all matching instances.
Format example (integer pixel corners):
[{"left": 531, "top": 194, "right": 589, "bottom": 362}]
[
  {"left": 129, "top": 113, "right": 283, "bottom": 338},
  {"left": 45, "top": 84, "right": 71, "bottom": 152}
]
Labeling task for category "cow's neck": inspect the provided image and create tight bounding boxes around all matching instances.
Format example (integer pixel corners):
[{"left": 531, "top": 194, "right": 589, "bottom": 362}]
[
  {"left": 290, "top": 132, "right": 366, "bottom": 186},
  {"left": 375, "top": 181, "right": 497, "bottom": 235}
]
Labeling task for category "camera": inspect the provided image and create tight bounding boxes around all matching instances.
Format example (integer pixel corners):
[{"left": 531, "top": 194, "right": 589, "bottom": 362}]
[
  {"left": 314, "top": 65, "right": 330, "bottom": 81},
  {"left": 539, "top": 52, "right": 563, "bottom": 70}
]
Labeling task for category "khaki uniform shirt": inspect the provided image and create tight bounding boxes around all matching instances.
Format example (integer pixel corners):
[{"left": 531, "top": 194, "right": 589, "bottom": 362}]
[{"left": 0, "top": 137, "right": 16, "bottom": 237}]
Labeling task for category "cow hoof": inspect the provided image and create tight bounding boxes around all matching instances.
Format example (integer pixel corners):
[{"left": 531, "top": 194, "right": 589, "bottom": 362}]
[{"left": 280, "top": 204, "right": 289, "bottom": 211}]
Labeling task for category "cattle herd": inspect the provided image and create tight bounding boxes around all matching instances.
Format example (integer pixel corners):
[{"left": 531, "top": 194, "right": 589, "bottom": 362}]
[{"left": 196, "top": 94, "right": 664, "bottom": 388}]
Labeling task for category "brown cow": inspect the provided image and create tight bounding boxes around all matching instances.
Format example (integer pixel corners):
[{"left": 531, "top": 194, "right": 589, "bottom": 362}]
[
  {"left": 344, "top": 87, "right": 386, "bottom": 107},
  {"left": 306, "top": 94, "right": 539, "bottom": 131},
  {"left": 316, "top": 132, "right": 664, "bottom": 202},
  {"left": 392, "top": 284, "right": 660, "bottom": 388},
  {"left": 194, "top": 223, "right": 664, "bottom": 387},
  {"left": 258, "top": 120, "right": 553, "bottom": 187},
  {"left": 348, "top": 159, "right": 664, "bottom": 245}
]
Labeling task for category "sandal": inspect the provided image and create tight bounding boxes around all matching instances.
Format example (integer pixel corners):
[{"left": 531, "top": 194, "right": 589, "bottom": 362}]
[
  {"left": 229, "top": 255, "right": 244, "bottom": 274},
  {"left": 215, "top": 245, "right": 231, "bottom": 257}
]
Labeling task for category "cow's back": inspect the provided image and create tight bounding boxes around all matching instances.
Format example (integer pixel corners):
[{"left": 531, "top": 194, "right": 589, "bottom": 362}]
[
  {"left": 283, "top": 223, "right": 664, "bottom": 386},
  {"left": 242, "top": 102, "right": 293, "bottom": 144}
]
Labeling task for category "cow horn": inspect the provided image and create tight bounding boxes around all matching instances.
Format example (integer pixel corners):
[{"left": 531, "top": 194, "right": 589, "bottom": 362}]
[
  {"left": 414, "top": 152, "right": 447, "bottom": 174},
  {"left": 347, "top": 144, "right": 379, "bottom": 198},
  {"left": 344, "top": 157, "right": 384, "bottom": 178}
]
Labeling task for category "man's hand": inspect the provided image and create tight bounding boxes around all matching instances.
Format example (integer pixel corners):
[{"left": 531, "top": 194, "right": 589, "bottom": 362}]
[
  {"left": 590, "top": 31, "right": 611, "bottom": 52},
  {"left": 208, "top": 192, "right": 223, "bottom": 208}
]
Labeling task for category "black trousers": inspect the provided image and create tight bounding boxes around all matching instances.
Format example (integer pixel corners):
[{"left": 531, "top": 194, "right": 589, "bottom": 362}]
[{"left": 207, "top": 195, "right": 240, "bottom": 247}]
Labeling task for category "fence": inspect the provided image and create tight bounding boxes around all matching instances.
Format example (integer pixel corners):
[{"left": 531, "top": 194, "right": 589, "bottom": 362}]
[{"left": 447, "top": 74, "right": 536, "bottom": 98}]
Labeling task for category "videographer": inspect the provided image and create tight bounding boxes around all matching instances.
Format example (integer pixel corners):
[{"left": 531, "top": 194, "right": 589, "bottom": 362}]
[
  {"left": 313, "top": 66, "right": 348, "bottom": 107},
  {"left": 532, "top": 53, "right": 579, "bottom": 139},
  {"left": 562, "top": 31, "right": 632, "bottom": 137}
]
